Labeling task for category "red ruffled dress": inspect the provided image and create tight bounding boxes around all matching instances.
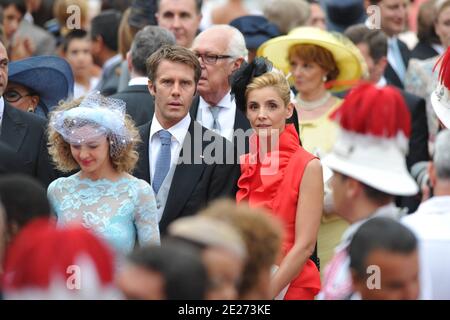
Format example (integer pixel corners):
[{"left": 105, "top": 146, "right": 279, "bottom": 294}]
[{"left": 236, "top": 124, "right": 321, "bottom": 300}]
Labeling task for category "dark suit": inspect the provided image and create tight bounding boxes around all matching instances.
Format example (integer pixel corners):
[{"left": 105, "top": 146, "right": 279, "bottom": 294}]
[
  {"left": 110, "top": 85, "right": 155, "bottom": 126},
  {"left": 0, "top": 141, "right": 27, "bottom": 175},
  {"left": 0, "top": 103, "right": 56, "bottom": 187},
  {"left": 190, "top": 95, "right": 251, "bottom": 155},
  {"left": 410, "top": 42, "right": 439, "bottom": 61},
  {"left": 385, "top": 39, "right": 410, "bottom": 89},
  {"left": 98, "top": 59, "right": 122, "bottom": 96},
  {"left": 397, "top": 90, "right": 430, "bottom": 213},
  {"left": 134, "top": 120, "right": 241, "bottom": 234}
]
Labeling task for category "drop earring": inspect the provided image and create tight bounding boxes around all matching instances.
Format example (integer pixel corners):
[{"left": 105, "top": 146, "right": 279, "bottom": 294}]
[{"left": 27, "top": 106, "right": 35, "bottom": 113}]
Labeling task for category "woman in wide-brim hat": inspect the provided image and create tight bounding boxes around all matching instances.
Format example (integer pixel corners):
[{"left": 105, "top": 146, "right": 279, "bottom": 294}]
[
  {"left": 5, "top": 55, "right": 74, "bottom": 117},
  {"left": 257, "top": 26, "right": 366, "bottom": 154},
  {"left": 258, "top": 26, "right": 366, "bottom": 270}
]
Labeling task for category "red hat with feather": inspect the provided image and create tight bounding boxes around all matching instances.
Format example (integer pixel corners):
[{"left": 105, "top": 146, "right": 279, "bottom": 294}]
[
  {"left": 432, "top": 46, "right": 450, "bottom": 128},
  {"left": 2, "top": 218, "right": 119, "bottom": 299},
  {"left": 322, "top": 83, "right": 419, "bottom": 196}
]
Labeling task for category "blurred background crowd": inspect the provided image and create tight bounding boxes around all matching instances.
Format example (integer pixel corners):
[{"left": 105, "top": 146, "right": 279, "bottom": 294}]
[{"left": 0, "top": 0, "right": 449, "bottom": 300}]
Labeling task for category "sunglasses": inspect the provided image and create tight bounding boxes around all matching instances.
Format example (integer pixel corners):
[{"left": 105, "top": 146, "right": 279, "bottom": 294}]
[{"left": 3, "top": 90, "right": 37, "bottom": 103}]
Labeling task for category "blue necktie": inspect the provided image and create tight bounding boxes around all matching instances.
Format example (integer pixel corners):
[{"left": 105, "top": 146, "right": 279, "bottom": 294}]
[
  {"left": 389, "top": 39, "right": 406, "bottom": 82},
  {"left": 153, "top": 130, "right": 172, "bottom": 194},
  {"left": 209, "top": 106, "right": 221, "bottom": 133}
]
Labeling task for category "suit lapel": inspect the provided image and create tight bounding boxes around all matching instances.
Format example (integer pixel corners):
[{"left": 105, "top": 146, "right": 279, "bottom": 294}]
[
  {"left": 398, "top": 39, "right": 410, "bottom": 69},
  {"left": 233, "top": 107, "right": 251, "bottom": 131},
  {"left": 0, "top": 103, "right": 27, "bottom": 152},
  {"left": 189, "top": 95, "right": 200, "bottom": 119},
  {"left": 161, "top": 121, "right": 206, "bottom": 227},
  {"left": 137, "top": 121, "right": 152, "bottom": 182},
  {"left": 385, "top": 63, "right": 404, "bottom": 88}
]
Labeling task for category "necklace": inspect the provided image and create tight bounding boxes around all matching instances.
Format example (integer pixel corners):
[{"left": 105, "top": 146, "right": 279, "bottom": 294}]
[{"left": 296, "top": 92, "right": 332, "bottom": 111}]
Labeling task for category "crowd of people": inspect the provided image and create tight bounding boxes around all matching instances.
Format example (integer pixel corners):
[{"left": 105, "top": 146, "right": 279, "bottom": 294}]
[{"left": 0, "top": 0, "right": 449, "bottom": 300}]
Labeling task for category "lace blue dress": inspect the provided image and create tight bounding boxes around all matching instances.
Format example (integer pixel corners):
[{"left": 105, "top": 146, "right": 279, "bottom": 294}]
[{"left": 47, "top": 173, "right": 160, "bottom": 257}]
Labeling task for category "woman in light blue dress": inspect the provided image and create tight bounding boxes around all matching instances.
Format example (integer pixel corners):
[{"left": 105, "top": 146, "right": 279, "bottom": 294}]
[{"left": 47, "top": 93, "right": 160, "bottom": 258}]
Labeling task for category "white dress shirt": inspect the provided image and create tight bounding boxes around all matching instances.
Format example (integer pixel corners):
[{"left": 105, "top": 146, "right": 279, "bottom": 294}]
[
  {"left": 73, "top": 77, "right": 100, "bottom": 98},
  {"left": 128, "top": 76, "right": 148, "bottom": 86},
  {"left": 0, "top": 97, "right": 5, "bottom": 130},
  {"left": 197, "top": 91, "right": 236, "bottom": 141},
  {"left": 148, "top": 113, "right": 191, "bottom": 182},
  {"left": 387, "top": 37, "right": 407, "bottom": 82},
  {"left": 403, "top": 196, "right": 450, "bottom": 299}
]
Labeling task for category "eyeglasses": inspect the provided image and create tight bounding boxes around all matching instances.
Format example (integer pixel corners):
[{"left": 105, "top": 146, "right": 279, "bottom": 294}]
[
  {"left": 3, "top": 90, "right": 35, "bottom": 103},
  {"left": 194, "top": 52, "right": 234, "bottom": 65}
]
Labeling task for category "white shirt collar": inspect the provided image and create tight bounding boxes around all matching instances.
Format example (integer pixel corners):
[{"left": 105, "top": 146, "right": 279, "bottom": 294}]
[
  {"left": 376, "top": 76, "right": 387, "bottom": 88},
  {"left": 337, "top": 203, "right": 406, "bottom": 251},
  {"left": 199, "top": 91, "right": 233, "bottom": 109},
  {"left": 103, "top": 54, "right": 122, "bottom": 71},
  {"left": 431, "top": 43, "right": 445, "bottom": 55},
  {"left": 415, "top": 196, "right": 450, "bottom": 216},
  {"left": 0, "top": 97, "right": 5, "bottom": 124},
  {"left": 128, "top": 76, "right": 149, "bottom": 86},
  {"left": 150, "top": 113, "right": 191, "bottom": 146}
]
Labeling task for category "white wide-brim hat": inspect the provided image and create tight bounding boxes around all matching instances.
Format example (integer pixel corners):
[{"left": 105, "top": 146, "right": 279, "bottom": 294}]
[
  {"left": 431, "top": 83, "right": 450, "bottom": 128},
  {"left": 322, "top": 129, "right": 419, "bottom": 196}
]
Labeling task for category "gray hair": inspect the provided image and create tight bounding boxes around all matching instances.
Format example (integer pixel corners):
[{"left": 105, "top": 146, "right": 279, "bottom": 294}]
[
  {"left": 195, "top": 25, "right": 247, "bottom": 60},
  {"left": 131, "top": 25, "right": 176, "bottom": 76},
  {"left": 433, "top": 129, "right": 450, "bottom": 180},
  {"left": 263, "top": 0, "right": 310, "bottom": 34},
  {"left": 226, "top": 25, "right": 248, "bottom": 60}
]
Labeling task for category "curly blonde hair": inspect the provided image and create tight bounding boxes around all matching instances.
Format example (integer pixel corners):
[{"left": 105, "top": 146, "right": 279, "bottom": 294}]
[{"left": 47, "top": 97, "right": 141, "bottom": 174}]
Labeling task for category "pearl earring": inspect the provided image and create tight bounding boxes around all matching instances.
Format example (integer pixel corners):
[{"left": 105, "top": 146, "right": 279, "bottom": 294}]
[{"left": 322, "top": 75, "right": 327, "bottom": 82}]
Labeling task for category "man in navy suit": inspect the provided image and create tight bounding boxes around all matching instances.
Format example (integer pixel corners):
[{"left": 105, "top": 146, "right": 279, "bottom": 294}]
[
  {"left": 133, "top": 45, "right": 240, "bottom": 234},
  {"left": 366, "top": 0, "right": 410, "bottom": 89},
  {"left": 345, "top": 24, "right": 430, "bottom": 212}
]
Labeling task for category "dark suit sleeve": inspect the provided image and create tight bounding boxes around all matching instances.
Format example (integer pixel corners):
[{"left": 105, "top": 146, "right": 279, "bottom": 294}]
[
  {"left": 36, "top": 127, "right": 57, "bottom": 188},
  {"left": 207, "top": 142, "right": 241, "bottom": 200},
  {"left": 406, "top": 95, "right": 430, "bottom": 169}
]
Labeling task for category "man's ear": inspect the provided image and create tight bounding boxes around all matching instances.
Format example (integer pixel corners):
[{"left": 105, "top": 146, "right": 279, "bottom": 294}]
[
  {"left": 231, "top": 57, "right": 244, "bottom": 73},
  {"left": 350, "top": 269, "right": 365, "bottom": 297},
  {"left": 375, "top": 56, "right": 388, "bottom": 74},
  {"left": 148, "top": 80, "right": 156, "bottom": 96},
  {"left": 347, "top": 177, "right": 361, "bottom": 199},
  {"left": 428, "top": 161, "right": 437, "bottom": 188},
  {"left": 126, "top": 50, "right": 132, "bottom": 73},
  {"left": 155, "top": 13, "right": 159, "bottom": 24}
]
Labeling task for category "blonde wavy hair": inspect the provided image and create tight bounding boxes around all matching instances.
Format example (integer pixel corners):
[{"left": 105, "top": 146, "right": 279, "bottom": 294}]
[
  {"left": 47, "top": 97, "right": 141, "bottom": 174},
  {"left": 200, "top": 199, "right": 283, "bottom": 298}
]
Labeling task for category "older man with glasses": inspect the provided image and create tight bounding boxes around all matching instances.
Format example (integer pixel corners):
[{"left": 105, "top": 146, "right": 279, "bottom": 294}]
[{"left": 190, "top": 25, "right": 251, "bottom": 144}]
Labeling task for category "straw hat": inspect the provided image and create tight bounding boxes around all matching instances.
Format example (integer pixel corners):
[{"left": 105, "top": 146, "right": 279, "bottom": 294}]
[
  {"left": 322, "top": 83, "right": 419, "bottom": 196},
  {"left": 256, "top": 26, "right": 367, "bottom": 92}
]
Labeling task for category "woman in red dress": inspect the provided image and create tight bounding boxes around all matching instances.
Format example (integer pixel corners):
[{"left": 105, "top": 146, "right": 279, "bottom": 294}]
[{"left": 234, "top": 60, "right": 323, "bottom": 299}]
